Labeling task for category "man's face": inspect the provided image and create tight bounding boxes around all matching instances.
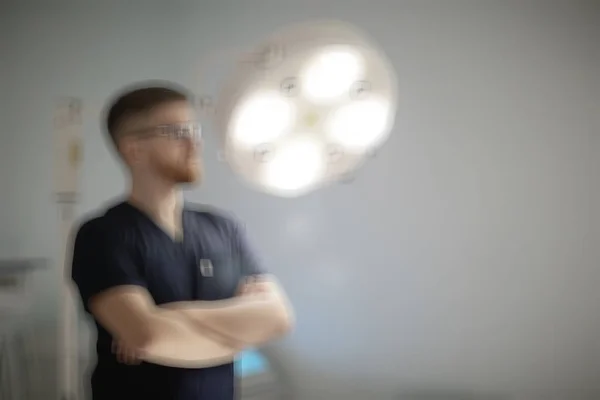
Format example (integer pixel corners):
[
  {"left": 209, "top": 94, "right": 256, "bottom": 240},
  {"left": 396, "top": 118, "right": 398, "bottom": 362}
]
[{"left": 120, "top": 101, "right": 203, "bottom": 184}]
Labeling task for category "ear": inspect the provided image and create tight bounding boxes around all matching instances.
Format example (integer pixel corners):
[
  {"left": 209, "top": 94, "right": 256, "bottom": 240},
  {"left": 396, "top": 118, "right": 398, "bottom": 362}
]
[{"left": 118, "top": 137, "right": 141, "bottom": 166}]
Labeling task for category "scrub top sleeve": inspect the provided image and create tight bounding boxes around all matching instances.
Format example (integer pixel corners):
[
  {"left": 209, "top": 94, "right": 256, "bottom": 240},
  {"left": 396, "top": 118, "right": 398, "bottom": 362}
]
[{"left": 71, "top": 219, "right": 147, "bottom": 312}]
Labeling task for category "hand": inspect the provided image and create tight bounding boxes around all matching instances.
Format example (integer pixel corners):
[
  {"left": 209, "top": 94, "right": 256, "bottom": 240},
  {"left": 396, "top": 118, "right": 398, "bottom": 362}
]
[
  {"left": 112, "top": 339, "right": 143, "bottom": 365},
  {"left": 237, "top": 276, "right": 271, "bottom": 297}
]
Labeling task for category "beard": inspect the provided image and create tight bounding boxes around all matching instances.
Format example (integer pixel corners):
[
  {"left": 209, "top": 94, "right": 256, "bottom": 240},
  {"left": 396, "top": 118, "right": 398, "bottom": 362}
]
[{"left": 156, "top": 158, "right": 202, "bottom": 184}]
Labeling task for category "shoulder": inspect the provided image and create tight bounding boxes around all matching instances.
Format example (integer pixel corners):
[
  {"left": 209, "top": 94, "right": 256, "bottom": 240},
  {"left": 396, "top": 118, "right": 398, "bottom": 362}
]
[
  {"left": 73, "top": 201, "right": 135, "bottom": 244},
  {"left": 73, "top": 214, "right": 106, "bottom": 244}
]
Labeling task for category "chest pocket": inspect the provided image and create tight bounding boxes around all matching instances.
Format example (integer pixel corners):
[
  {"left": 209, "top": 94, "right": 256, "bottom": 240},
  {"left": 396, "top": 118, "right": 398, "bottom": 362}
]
[{"left": 197, "top": 249, "right": 243, "bottom": 301}]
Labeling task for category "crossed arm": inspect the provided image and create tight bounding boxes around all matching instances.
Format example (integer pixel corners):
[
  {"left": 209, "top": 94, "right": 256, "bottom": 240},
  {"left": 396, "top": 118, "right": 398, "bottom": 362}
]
[
  {"left": 71, "top": 217, "right": 294, "bottom": 369},
  {"left": 89, "top": 275, "right": 294, "bottom": 368}
]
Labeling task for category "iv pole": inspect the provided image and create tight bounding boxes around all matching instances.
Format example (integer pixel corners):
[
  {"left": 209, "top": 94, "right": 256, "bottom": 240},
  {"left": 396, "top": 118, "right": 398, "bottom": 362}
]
[{"left": 54, "top": 97, "right": 82, "bottom": 400}]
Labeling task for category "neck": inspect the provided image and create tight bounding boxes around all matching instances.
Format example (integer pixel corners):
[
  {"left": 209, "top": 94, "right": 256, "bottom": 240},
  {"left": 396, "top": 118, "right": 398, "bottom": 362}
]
[{"left": 128, "top": 174, "right": 183, "bottom": 227}]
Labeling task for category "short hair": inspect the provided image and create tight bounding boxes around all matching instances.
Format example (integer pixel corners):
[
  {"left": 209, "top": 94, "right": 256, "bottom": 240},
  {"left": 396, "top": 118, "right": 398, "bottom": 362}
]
[{"left": 104, "top": 81, "right": 193, "bottom": 147}]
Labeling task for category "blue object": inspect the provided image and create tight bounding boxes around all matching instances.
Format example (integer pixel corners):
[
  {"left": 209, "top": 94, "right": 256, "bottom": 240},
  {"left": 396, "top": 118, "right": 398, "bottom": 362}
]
[{"left": 236, "top": 349, "right": 269, "bottom": 377}]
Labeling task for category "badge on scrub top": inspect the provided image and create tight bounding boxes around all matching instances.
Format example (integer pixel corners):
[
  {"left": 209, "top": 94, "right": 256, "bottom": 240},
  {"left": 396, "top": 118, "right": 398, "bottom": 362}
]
[{"left": 199, "top": 259, "right": 214, "bottom": 277}]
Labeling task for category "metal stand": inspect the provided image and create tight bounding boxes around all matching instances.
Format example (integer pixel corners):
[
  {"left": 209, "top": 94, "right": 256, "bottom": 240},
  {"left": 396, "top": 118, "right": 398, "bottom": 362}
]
[
  {"left": 57, "top": 196, "right": 79, "bottom": 400},
  {"left": 54, "top": 97, "right": 83, "bottom": 400}
]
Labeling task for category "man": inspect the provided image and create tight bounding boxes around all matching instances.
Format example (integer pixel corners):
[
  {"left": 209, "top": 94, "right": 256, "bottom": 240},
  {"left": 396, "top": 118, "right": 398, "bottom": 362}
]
[{"left": 70, "top": 82, "right": 294, "bottom": 400}]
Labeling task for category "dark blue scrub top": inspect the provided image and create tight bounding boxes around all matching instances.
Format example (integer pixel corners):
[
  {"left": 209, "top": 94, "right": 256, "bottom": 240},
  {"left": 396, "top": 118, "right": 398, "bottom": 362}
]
[{"left": 71, "top": 201, "right": 263, "bottom": 400}]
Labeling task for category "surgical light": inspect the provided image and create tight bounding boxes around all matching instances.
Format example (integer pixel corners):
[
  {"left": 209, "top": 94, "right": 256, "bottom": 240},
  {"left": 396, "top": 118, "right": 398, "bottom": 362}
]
[{"left": 213, "top": 21, "right": 398, "bottom": 197}]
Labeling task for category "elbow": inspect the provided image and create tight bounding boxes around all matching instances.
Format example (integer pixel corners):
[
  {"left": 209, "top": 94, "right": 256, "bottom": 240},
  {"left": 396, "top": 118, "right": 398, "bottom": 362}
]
[
  {"left": 281, "top": 307, "right": 295, "bottom": 333},
  {"left": 133, "top": 330, "right": 154, "bottom": 351},
  {"left": 274, "top": 307, "right": 295, "bottom": 336},
  {"left": 122, "top": 319, "right": 155, "bottom": 352},
  {"left": 277, "top": 319, "right": 293, "bottom": 337},
  {"left": 270, "top": 293, "right": 295, "bottom": 336}
]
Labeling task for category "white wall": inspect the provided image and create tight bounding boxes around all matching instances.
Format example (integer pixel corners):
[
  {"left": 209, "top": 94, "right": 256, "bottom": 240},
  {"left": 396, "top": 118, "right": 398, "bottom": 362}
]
[{"left": 1, "top": 1, "right": 599, "bottom": 399}]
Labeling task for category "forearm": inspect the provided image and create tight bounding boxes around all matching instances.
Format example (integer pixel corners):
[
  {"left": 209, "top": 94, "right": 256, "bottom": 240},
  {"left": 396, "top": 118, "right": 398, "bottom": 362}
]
[
  {"left": 90, "top": 287, "right": 241, "bottom": 368},
  {"left": 165, "top": 286, "right": 293, "bottom": 346},
  {"left": 135, "top": 308, "right": 240, "bottom": 368},
  {"left": 177, "top": 298, "right": 289, "bottom": 345}
]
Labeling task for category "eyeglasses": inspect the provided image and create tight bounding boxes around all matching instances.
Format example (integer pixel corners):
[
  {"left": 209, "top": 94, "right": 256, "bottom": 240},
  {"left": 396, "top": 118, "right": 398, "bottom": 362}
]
[{"left": 126, "top": 122, "right": 202, "bottom": 143}]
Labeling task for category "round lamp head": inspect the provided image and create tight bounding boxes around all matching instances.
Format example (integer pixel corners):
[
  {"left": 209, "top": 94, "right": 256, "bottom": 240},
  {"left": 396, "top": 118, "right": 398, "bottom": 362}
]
[{"left": 215, "top": 20, "right": 398, "bottom": 197}]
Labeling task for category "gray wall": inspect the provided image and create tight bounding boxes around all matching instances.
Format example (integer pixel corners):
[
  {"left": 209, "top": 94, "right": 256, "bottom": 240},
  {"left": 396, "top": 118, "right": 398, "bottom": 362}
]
[
  {"left": 1, "top": 1, "right": 599, "bottom": 400},
  {"left": 0, "top": 6, "right": 12, "bottom": 255}
]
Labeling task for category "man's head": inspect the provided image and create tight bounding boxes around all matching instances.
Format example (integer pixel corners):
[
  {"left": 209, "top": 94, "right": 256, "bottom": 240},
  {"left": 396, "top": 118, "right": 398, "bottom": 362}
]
[{"left": 105, "top": 82, "right": 202, "bottom": 184}]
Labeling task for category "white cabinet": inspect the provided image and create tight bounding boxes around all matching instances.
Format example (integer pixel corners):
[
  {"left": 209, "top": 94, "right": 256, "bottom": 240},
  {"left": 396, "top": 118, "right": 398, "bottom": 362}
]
[{"left": 0, "top": 259, "right": 46, "bottom": 400}]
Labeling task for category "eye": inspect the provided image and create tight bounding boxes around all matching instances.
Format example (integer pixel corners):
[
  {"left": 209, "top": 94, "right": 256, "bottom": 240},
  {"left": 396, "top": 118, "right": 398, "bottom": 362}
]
[
  {"left": 177, "top": 126, "right": 191, "bottom": 139},
  {"left": 157, "top": 125, "right": 173, "bottom": 137}
]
